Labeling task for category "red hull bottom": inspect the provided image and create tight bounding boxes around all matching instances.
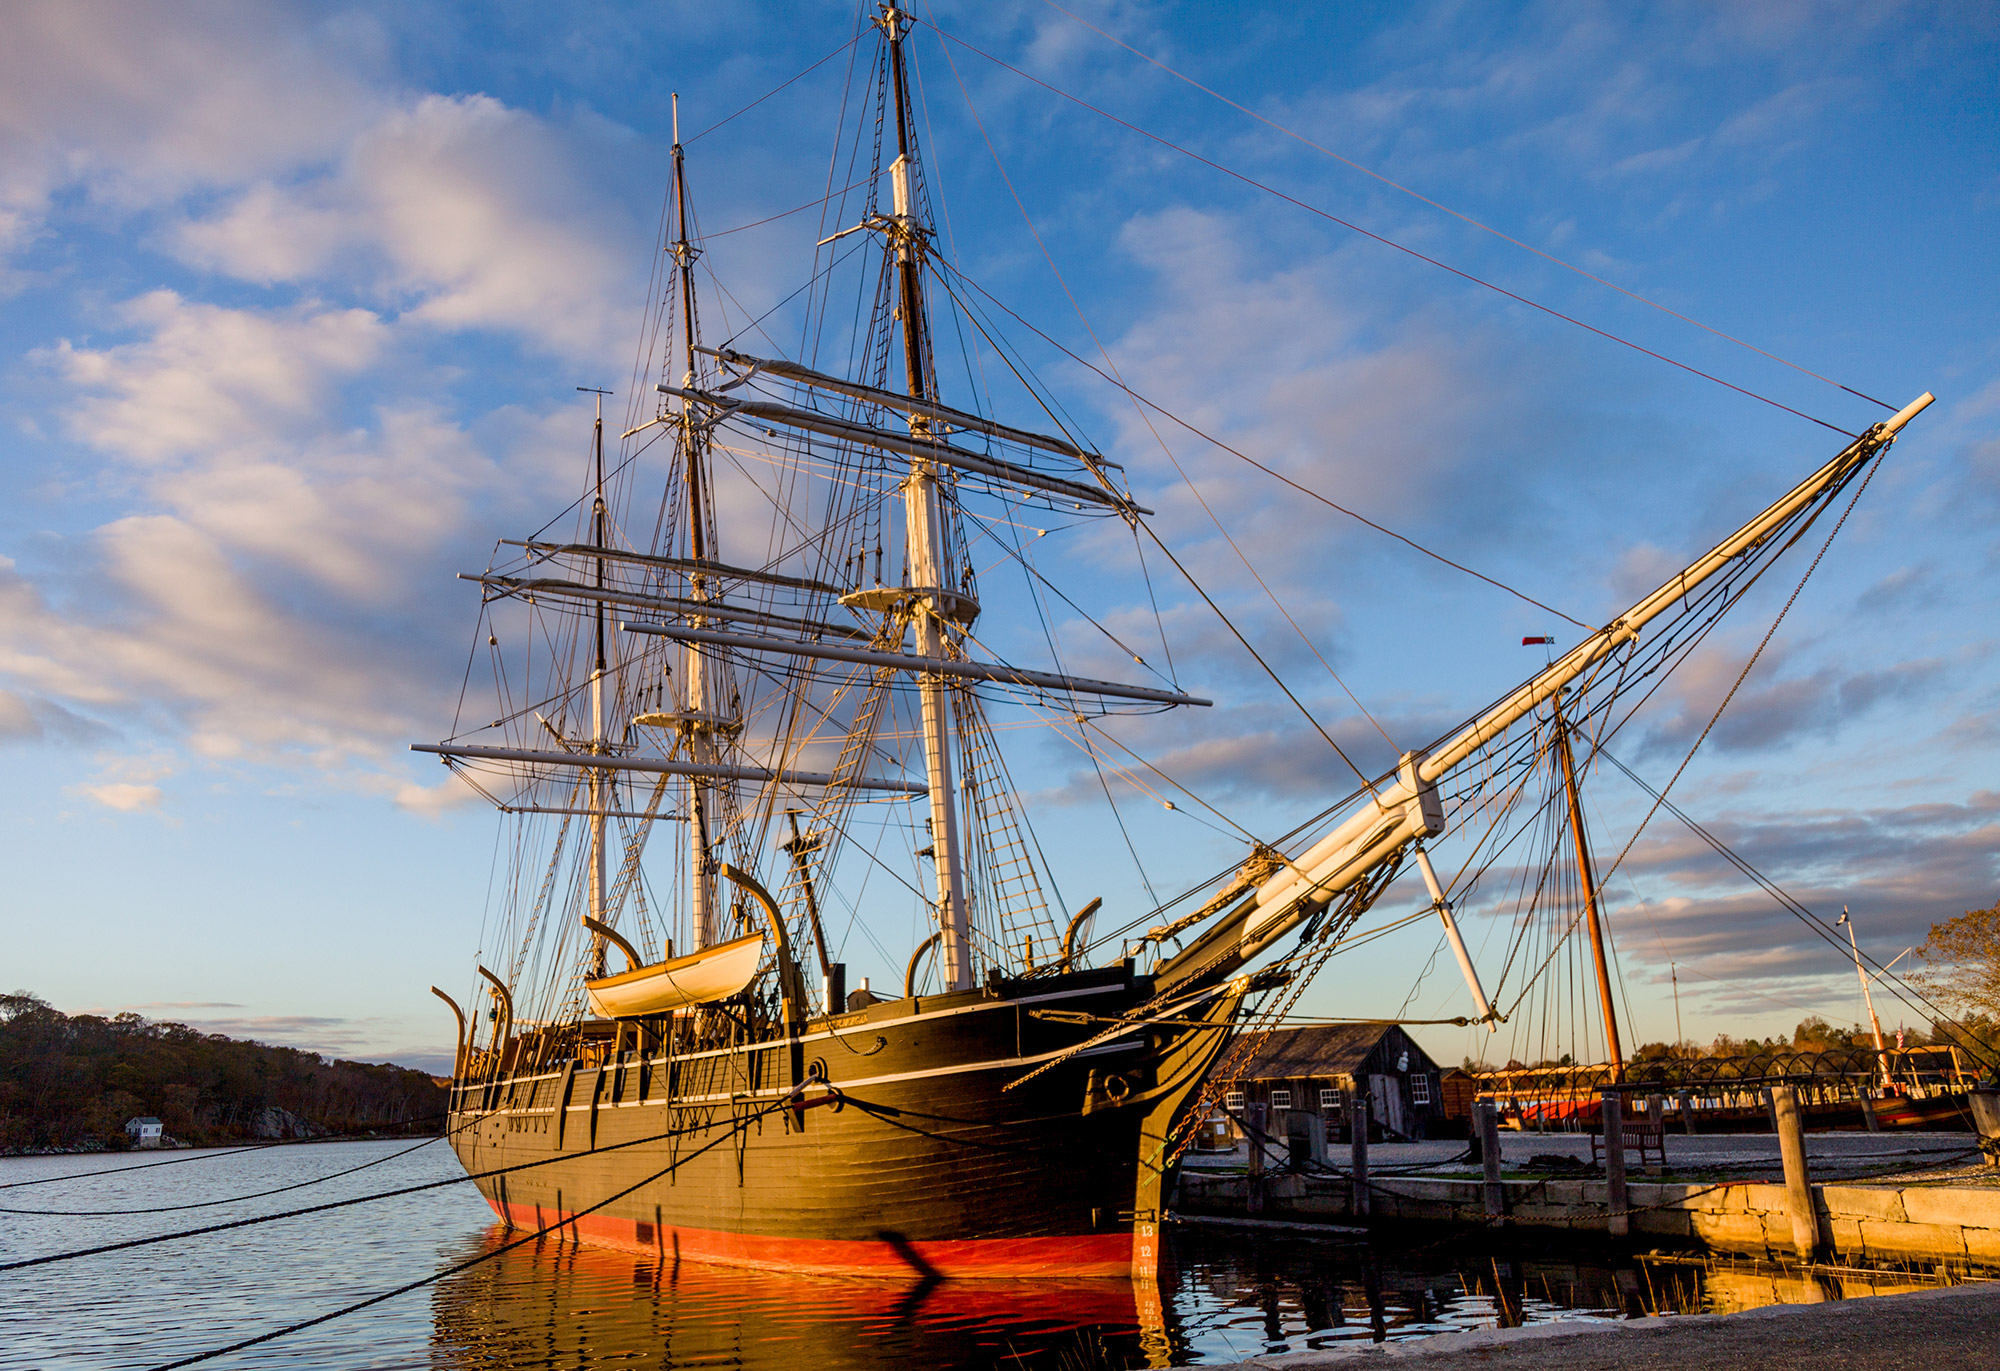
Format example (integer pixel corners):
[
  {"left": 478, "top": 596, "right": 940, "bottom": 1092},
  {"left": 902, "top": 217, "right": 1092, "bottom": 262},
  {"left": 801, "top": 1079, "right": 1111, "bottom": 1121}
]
[{"left": 490, "top": 1197, "right": 1138, "bottom": 1278}]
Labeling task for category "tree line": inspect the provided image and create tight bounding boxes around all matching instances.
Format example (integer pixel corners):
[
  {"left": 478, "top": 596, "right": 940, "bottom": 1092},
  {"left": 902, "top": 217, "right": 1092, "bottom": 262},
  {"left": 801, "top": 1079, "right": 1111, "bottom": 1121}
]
[
  {"left": 1462, "top": 901, "right": 2000, "bottom": 1075},
  {"left": 0, "top": 992, "right": 446, "bottom": 1152}
]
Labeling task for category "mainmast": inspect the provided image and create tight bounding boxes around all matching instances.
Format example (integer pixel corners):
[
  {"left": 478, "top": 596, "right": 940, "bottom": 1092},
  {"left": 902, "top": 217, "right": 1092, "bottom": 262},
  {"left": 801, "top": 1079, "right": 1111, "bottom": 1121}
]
[
  {"left": 882, "top": 4, "right": 975, "bottom": 992},
  {"left": 670, "top": 93, "right": 724, "bottom": 948},
  {"left": 585, "top": 385, "right": 612, "bottom": 977},
  {"left": 1550, "top": 688, "right": 1624, "bottom": 1080}
]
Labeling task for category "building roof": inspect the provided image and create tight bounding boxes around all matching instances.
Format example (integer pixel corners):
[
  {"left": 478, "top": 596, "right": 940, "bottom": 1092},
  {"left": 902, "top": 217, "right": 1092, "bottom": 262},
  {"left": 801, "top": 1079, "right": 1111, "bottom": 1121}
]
[
  {"left": 126, "top": 1116, "right": 162, "bottom": 1127},
  {"left": 1228, "top": 1024, "right": 1436, "bottom": 1080}
]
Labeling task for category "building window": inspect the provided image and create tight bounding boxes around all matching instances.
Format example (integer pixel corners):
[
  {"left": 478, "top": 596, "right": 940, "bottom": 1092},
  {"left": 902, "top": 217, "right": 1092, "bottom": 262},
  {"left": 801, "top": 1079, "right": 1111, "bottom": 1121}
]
[
  {"left": 1224, "top": 1091, "right": 1245, "bottom": 1111},
  {"left": 1411, "top": 1074, "right": 1432, "bottom": 1105},
  {"left": 1319, "top": 1088, "right": 1341, "bottom": 1111},
  {"left": 1270, "top": 1089, "right": 1292, "bottom": 1110}
]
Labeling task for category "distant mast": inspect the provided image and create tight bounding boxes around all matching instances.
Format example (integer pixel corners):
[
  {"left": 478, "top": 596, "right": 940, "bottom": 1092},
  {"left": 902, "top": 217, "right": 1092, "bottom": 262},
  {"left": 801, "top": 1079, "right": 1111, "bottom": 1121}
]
[
  {"left": 1551, "top": 687, "right": 1624, "bottom": 1080},
  {"left": 881, "top": 3, "right": 974, "bottom": 992}
]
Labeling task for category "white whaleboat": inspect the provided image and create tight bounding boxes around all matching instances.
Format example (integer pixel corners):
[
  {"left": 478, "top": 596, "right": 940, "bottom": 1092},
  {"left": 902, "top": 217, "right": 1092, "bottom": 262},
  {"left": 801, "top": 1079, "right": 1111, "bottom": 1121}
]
[{"left": 582, "top": 929, "right": 766, "bottom": 1020}]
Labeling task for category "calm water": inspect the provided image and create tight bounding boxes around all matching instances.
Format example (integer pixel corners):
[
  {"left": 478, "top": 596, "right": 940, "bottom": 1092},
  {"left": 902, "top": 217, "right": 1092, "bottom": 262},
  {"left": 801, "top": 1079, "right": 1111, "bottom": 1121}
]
[{"left": 0, "top": 1141, "right": 1963, "bottom": 1370}]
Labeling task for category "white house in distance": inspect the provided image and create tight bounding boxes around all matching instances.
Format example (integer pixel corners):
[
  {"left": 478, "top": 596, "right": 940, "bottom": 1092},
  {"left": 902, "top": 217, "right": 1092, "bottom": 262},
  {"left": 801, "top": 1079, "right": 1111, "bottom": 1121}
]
[{"left": 124, "top": 1116, "right": 164, "bottom": 1149}]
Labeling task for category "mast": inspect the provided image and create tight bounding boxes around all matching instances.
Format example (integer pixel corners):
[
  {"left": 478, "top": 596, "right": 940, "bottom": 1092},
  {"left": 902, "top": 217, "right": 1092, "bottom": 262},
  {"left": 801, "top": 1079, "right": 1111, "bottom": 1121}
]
[
  {"left": 1671, "top": 962, "right": 1684, "bottom": 1051},
  {"left": 671, "top": 93, "right": 722, "bottom": 948},
  {"left": 882, "top": 4, "right": 974, "bottom": 992},
  {"left": 585, "top": 386, "right": 612, "bottom": 977},
  {"left": 1839, "top": 907, "right": 1892, "bottom": 1087},
  {"left": 1551, "top": 688, "right": 1623, "bottom": 1080}
]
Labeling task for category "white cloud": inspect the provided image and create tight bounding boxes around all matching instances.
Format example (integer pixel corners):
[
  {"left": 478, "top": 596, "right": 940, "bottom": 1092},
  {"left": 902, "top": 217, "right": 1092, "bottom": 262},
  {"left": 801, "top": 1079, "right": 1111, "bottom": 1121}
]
[
  {"left": 1105, "top": 206, "right": 1517, "bottom": 582},
  {"left": 1632, "top": 635, "right": 1955, "bottom": 758},
  {"left": 386, "top": 771, "right": 484, "bottom": 817},
  {"left": 80, "top": 780, "right": 161, "bottom": 812},
  {"left": 175, "top": 94, "right": 646, "bottom": 364},
  {"left": 1598, "top": 788, "right": 2000, "bottom": 981},
  {"left": 0, "top": 1, "right": 383, "bottom": 254},
  {"left": 3, "top": 500, "right": 447, "bottom": 766},
  {"left": 71, "top": 753, "right": 174, "bottom": 812},
  {"left": 0, "top": 278, "right": 623, "bottom": 776},
  {"left": 0, "top": 690, "right": 39, "bottom": 738},
  {"left": 50, "top": 292, "right": 387, "bottom": 465}
]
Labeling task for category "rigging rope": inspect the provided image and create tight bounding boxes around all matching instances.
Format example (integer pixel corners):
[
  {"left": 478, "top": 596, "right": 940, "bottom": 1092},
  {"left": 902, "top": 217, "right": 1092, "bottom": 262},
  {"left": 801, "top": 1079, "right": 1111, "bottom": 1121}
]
[
  {"left": 928, "top": 22, "right": 1859, "bottom": 439},
  {"left": 925, "top": 33, "right": 1389, "bottom": 791},
  {"left": 685, "top": 36, "right": 863, "bottom": 145},
  {"left": 1032, "top": 0, "right": 1898, "bottom": 416},
  {"left": 1597, "top": 745, "right": 2000, "bottom": 1073},
  {"left": 1594, "top": 455, "right": 1883, "bottom": 893},
  {"left": 935, "top": 262, "right": 1590, "bottom": 630}
]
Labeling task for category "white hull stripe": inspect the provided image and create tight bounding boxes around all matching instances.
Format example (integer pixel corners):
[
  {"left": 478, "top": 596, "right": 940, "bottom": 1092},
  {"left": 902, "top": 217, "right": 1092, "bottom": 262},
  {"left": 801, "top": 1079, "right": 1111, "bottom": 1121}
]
[
  {"left": 459, "top": 979, "right": 1137, "bottom": 1090},
  {"left": 460, "top": 1034, "right": 1146, "bottom": 1117}
]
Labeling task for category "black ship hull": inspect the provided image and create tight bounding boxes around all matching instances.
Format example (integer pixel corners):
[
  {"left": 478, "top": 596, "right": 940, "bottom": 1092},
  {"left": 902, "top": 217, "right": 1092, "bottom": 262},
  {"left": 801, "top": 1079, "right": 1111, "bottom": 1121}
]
[{"left": 446, "top": 964, "right": 1243, "bottom": 1277}]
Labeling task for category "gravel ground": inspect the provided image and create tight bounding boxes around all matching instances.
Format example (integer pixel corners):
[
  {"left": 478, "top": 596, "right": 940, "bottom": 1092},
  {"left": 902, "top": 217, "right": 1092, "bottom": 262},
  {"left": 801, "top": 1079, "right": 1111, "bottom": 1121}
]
[{"left": 1181, "top": 1278, "right": 2000, "bottom": 1369}]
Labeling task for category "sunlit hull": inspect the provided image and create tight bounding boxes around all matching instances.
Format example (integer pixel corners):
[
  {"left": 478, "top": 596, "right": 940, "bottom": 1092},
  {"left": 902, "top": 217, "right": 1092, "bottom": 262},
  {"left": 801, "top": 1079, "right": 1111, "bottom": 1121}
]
[{"left": 447, "top": 964, "right": 1232, "bottom": 1278}]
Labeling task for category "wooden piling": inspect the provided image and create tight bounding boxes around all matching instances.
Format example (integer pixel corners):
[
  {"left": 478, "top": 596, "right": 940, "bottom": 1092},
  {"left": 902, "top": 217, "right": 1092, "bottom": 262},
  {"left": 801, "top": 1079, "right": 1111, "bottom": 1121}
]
[
  {"left": 1859, "top": 1088, "right": 1882, "bottom": 1134},
  {"left": 1967, "top": 1087, "right": 2000, "bottom": 1165},
  {"left": 1677, "top": 1089, "right": 1697, "bottom": 1134},
  {"left": 1601, "top": 1089, "right": 1628, "bottom": 1238},
  {"left": 1350, "top": 1093, "right": 1371, "bottom": 1218},
  {"left": 1289, "top": 1107, "right": 1328, "bottom": 1167},
  {"left": 1477, "top": 1100, "right": 1505, "bottom": 1218},
  {"left": 1245, "top": 1101, "right": 1266, "bottom": 1215},
  {"left": 1772, "top": 1084, "right": 1821, "bottom": 1262}
]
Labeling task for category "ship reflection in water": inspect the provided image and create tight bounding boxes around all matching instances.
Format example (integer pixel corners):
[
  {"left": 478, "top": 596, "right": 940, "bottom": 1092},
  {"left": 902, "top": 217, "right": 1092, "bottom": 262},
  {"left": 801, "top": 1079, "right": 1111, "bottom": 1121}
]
[
  {"left": 430, "top": 1229, "right": 1152, "bottom": 1368},
  {"left": 426, "top": 1223, "right": 1973, "bottom": 1368}
]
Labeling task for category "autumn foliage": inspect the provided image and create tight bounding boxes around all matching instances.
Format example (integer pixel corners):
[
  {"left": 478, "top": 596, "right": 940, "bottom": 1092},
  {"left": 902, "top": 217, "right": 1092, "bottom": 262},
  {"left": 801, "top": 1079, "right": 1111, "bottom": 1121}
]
[
  {"left": 1916, "top": 904, "right": 2000, "bottom": 1020},
  {"left": 0, "top": 991, "right": 444, "bottom": 1153}
]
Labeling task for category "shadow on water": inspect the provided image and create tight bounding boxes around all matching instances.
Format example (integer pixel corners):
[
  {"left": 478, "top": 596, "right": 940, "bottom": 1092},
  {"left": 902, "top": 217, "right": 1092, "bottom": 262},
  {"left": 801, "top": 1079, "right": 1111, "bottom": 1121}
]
[{"left": 426, "top": 1222, "right": 1979, "bottom": 1369}]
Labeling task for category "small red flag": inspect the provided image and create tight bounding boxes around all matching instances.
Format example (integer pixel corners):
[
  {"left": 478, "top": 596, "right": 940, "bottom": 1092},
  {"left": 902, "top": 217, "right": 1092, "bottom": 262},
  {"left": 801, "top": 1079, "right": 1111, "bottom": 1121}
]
[{"left": 1522, "top": 636, "right": 1553, "bottom": 645}]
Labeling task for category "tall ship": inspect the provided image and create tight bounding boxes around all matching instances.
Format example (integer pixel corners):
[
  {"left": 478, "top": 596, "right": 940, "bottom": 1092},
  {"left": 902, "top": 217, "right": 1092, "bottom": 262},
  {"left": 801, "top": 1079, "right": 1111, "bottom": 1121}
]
[{"left": 418, "top": 5, "right": 1932, "bottom": 1278}]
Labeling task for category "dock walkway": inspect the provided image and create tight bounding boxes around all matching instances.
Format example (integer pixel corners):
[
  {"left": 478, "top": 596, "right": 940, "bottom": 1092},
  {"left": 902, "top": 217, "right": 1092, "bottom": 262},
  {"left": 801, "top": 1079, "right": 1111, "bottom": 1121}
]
[
  {"left": 1178, "top": 1278, "right": 2000, "bottom": 1369},
  {"left": 1176, "top": 1131, "right": 1999, "bottom": 1266}
]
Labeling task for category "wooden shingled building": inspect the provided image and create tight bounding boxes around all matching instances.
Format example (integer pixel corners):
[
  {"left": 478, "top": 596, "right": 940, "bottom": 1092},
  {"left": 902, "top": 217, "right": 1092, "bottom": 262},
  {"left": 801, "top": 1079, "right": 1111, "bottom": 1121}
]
[{"left": 1217, "top": 1024, "right": 1448, "bottom": 1142}]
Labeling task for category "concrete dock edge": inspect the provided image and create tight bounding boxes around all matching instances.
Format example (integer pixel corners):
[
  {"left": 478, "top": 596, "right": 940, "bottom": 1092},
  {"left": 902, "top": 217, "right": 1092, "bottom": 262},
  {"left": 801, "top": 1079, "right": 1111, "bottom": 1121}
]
[{"left": 1174, "top": 1277, "right": 2000, "bottom": 1369}]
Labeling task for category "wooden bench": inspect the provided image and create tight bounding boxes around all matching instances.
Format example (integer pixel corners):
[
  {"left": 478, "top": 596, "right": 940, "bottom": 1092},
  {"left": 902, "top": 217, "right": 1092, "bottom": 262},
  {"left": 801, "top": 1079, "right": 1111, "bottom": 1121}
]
[{"left": 1590, "top": 1114, "right": 1666, "bottom": 1172}]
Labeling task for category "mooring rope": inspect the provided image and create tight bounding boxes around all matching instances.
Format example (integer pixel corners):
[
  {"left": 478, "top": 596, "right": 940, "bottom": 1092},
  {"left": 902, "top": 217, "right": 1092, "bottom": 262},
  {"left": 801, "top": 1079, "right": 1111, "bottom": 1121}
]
[
  {"left": 1, "top": 1099, "right": 790, "bottom": 1274},
  {"left": 143, "top": 1100, "right": 791, "bottom": 1371},
  {"left": 0, "top": 1113, "right": 449, "bottom": 1190},
  {"left": 0, "top": 1134, "right": 447, "bottom": 1217}
]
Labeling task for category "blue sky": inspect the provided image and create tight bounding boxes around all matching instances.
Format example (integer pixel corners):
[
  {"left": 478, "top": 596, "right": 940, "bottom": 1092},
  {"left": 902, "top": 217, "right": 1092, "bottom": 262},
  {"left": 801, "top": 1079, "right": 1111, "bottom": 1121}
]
[{"left": 2, "top": 1, "right": 1995, "bottom": 1073}]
